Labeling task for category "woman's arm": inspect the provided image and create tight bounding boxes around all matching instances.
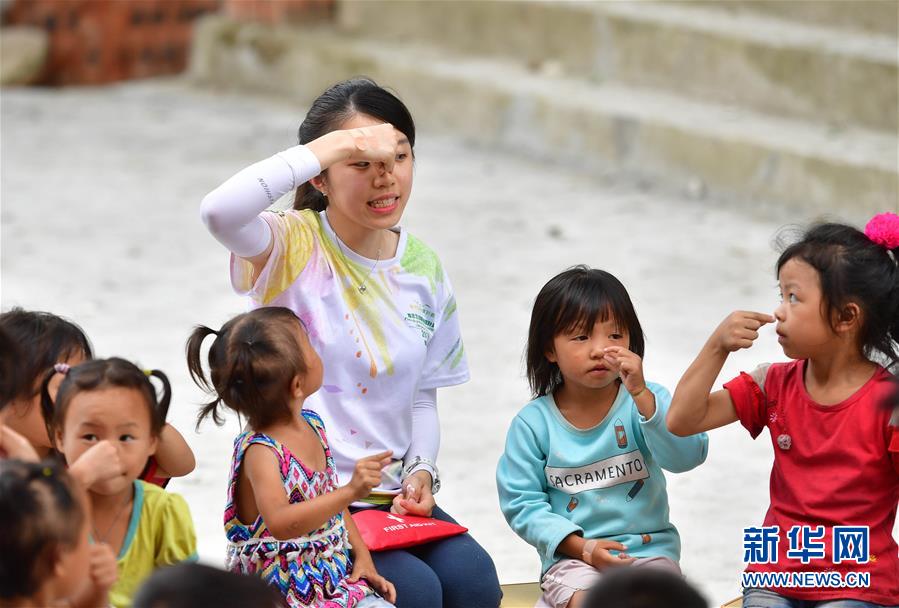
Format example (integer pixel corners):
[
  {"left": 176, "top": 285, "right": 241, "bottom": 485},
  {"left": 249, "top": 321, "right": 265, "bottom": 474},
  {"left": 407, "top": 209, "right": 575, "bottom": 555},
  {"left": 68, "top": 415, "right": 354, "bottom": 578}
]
[
  {"left": 667, "top": 311, "right": 773, "bottom": 436},
  {"left": 200, "top": 125, "right": 400, "bottom": 274},
  {"left": 244, "top": 444, "right": 391, "bottom": 540},
  {"left": 393, "top": 388, "right": 439, "bottom": 516},
  {"left": 151, "top": 423, "right": 196, "bottom": 479}
]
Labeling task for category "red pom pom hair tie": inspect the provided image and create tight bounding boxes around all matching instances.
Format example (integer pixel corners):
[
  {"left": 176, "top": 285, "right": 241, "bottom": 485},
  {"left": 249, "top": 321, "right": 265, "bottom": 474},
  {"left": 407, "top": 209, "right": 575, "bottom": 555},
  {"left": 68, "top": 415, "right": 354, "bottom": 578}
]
[{"left": 864, "top": 212, "right": 899, "bottom": 250}]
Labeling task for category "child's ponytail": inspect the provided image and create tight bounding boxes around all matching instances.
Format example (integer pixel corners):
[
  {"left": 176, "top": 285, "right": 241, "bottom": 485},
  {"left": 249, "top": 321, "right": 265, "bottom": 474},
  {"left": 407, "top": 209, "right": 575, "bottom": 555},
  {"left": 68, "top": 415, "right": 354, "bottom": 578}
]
[
  {"left": 188, "top": 308, "right": 310, "bottom": 431},
  {"left": 186, "top": 325, "right": 226, "bottom": 428},
  {"left": 145, "top": 369, "right": 172, "bottom": 425},
  {"left": 863, "top": 213, "right": 899, "bottom": 367},
  {"left": 888, "top": 244, "right": 899, "bottom": 371}
]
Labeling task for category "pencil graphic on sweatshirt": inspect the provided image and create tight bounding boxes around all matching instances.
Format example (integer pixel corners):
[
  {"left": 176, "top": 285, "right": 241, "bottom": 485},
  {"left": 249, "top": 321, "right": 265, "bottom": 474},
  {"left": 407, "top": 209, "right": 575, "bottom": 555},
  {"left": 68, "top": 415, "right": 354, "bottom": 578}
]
[{"left": 625, "top": 479, "right": 644, "bottom": 502}]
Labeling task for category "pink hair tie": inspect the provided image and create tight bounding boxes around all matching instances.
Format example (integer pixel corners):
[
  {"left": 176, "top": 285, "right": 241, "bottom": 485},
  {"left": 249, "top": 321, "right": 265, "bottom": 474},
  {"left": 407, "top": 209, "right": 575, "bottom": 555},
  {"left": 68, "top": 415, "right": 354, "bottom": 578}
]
[
  {"left": 864, "top": 212, "right": 899, "bottom": 249},
  {"left": 53, "top": 363, "right": 70, "bottom": 375}
]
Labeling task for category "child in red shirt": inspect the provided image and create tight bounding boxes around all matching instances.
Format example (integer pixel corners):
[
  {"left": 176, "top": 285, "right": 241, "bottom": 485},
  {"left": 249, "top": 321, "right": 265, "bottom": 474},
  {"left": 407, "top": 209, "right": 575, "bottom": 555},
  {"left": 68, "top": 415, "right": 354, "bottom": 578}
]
[{"left": 667, "top": 214, "right": 899, "bottom": 607}]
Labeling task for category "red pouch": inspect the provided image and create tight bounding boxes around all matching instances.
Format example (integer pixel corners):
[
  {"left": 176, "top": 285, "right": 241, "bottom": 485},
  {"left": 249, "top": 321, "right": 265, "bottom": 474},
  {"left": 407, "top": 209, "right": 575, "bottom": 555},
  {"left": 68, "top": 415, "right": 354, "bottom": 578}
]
[{"left": 350, "top": 509, "right": 468, "bottom": 551}]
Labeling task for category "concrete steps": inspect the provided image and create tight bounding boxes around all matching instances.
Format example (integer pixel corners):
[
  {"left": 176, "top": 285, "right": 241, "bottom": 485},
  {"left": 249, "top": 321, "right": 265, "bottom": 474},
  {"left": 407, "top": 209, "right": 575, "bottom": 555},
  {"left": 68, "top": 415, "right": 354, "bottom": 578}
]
[
  {"left": 337, "top": 0, "right": 898, "bottom": 133},
  {"left": 696, "top": 0, "right": 898, "bottom": 36},
  {"left": 189, "top": 0, "right": 899, "bottom": 215}
]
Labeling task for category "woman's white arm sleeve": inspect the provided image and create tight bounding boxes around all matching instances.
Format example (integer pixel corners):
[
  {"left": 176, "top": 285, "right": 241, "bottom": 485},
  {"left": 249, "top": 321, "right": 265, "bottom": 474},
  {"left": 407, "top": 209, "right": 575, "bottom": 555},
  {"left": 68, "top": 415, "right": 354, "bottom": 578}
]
[
  {"left": 199, "top": 146, "right": 322, "bottom": 258},
  {"left": 405, "top": 388, "right": 440, "bottom": 478}
]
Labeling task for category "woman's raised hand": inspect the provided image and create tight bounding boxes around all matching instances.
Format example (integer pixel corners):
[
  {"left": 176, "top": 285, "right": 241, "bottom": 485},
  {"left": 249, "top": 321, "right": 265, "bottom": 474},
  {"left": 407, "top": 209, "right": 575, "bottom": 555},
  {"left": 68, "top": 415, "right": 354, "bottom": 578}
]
[
  {"left": 712, "top": 311, "right": 775, "bottom": 353},
  {"left": 345, "top": 123, "right": 399, "bottom": 171},
  {"left": 307, "top": 123, "right": 399, "bottom": 173},
  {"left": 347, "top": 450, "right": 393, "bottom": 501}
]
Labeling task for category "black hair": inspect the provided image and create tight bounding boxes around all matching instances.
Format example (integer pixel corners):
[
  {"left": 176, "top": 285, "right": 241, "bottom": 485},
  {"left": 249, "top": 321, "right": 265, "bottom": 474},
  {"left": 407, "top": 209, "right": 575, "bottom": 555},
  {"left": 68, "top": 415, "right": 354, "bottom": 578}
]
[
  {"left": 132, "top": 563, "right": 282, "bottom": 608},
  {"left": 0, "top": 326, "right": 22, "bottom": 409},
  {"left": 0, "top": 459, "right": 84, "bottom": 600},
  {"left": 526, "top": 266, "right": 645, "bottom": 398},
  {"left": 293, "top": 77, "right": 416, "bottom": 212},
  {"left": 0, "top": 308, "right": 92, "bottom": 407},
  {"left": 40, "top": 358, "right": 171, "bottom": 445},
  {"left": 187, "top": 307, "right": 311, "bottom": 431},
  {"left": 582, "top": 568, "right": 707, "bottom": 608},
  {"left": 776, "top": 221, "right": 899, "bottom": 366}
]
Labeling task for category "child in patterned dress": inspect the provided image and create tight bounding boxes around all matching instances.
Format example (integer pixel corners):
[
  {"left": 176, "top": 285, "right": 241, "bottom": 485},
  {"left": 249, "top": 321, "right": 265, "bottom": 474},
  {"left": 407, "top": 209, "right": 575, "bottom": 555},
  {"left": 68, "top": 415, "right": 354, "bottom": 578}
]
[{"left": 188, "top": 307, "right": 396, "bottom": 608}]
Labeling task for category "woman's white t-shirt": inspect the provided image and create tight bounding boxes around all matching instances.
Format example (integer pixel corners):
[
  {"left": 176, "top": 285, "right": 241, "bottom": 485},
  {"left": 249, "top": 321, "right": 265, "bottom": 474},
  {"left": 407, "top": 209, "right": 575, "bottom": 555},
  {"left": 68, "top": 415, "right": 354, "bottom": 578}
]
[{"left": 231, "top": 209, "right": 469, "bottom": 494}]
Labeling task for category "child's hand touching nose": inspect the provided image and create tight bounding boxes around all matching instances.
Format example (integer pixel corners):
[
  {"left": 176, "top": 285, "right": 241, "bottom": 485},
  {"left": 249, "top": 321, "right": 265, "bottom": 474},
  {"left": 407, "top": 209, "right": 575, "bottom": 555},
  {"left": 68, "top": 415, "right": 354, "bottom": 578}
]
[
  {"left": 712, "top": 311, "right": 775, "bottom": 353},
  {"left": 603, "top": 347, "right": 656, "bottom": 418},
  {"left": 602, "top": 347, "right": 645, "bottom": 397}
]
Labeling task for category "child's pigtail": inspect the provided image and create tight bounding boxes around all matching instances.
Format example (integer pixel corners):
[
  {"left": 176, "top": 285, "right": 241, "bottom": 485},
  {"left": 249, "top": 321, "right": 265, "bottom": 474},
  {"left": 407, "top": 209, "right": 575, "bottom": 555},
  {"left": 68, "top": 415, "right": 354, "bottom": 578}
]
[
  {"left": 187, "top": 325, "right": 228, "bottom": 429},
  {"left": 186, "top": 325, "right": 217, "bottom": 392},
  {"left": 146, "top": 369, "right": 172, "bottom": 425}
]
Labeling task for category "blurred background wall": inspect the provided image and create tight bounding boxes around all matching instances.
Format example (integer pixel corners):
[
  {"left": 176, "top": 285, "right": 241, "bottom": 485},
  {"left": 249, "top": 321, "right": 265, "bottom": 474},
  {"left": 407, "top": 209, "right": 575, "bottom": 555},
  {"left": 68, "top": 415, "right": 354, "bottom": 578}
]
[{"left": 3, "top": 0, "right": 897, "bottom": 215}]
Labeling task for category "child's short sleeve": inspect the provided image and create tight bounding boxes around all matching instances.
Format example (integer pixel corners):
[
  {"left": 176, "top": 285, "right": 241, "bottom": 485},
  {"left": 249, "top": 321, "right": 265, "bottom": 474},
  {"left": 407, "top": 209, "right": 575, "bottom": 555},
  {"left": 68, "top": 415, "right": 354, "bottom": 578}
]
[
  {"left": 723, "top": 364, "right": 771, "bottom": 439},
  {"left": 417, "top": 272, "right": 470, "bottom": 390},
  {"left": 230, "top": 209, "right": 317, "bottom": 305},
  {"left": 155, "top": 492, "right": 198, "bottom": 566}
]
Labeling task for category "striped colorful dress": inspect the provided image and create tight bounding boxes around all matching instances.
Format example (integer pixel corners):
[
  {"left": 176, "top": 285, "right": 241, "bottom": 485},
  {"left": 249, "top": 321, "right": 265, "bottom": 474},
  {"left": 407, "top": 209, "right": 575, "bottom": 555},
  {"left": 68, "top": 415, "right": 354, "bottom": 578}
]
[{"left": 224, "top": 410, "right": 374, "bottom": 607}]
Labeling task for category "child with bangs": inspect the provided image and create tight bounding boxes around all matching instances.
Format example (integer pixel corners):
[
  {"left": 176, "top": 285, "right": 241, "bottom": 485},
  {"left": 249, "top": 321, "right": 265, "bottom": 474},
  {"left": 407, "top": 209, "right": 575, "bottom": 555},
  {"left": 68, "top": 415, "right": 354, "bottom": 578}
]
[
  {"left": 497, "top": 266, "right": 708, "bottom": 608},
  {"left": 42, "top": 358, "right": 197, "bottom": 608}
]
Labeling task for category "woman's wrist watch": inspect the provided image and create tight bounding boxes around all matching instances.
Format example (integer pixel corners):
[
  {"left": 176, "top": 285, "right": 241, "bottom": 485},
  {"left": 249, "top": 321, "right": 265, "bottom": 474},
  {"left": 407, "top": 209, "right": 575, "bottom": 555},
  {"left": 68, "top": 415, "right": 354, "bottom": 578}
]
[{"left": 403, "top": 456, "right": 441, "bottom": 494}]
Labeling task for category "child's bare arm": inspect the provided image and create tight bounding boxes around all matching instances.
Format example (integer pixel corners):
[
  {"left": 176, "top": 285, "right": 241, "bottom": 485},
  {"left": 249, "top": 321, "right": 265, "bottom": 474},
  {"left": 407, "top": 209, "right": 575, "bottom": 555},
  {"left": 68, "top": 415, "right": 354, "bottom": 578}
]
[
  {"left": 345, "top": 509, "right": 396, "bottom": 602},
  {"left": 667, "top": 311, "right": 773, "bottom": 436},
  {"left": 151, "top": 423, "right": 196, "bottom": 479},
  {"left": 244, "top": 445, "right": 391, "bottom": 541}
]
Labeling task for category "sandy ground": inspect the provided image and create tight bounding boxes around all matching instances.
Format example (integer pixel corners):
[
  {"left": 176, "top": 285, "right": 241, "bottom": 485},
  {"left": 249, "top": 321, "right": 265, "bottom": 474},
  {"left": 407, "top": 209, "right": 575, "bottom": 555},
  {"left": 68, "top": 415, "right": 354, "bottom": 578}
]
[{"left": 1, "top": 79, "right": 888, "bottom": 606}]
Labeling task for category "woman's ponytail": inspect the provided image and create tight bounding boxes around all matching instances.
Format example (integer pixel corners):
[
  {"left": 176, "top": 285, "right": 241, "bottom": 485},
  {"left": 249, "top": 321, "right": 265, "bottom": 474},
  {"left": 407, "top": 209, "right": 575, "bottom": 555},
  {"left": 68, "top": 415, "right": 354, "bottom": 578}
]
[{"left": 293, "top": 183, "right": 328, "bottom": 212}]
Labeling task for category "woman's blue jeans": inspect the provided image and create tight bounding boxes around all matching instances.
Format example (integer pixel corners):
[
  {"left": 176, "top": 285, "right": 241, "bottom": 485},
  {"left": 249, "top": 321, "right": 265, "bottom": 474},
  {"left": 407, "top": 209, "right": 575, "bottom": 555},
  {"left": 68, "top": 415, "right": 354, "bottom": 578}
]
[{"left": 354, "top": 505, "right": 502, "bottom": 608}]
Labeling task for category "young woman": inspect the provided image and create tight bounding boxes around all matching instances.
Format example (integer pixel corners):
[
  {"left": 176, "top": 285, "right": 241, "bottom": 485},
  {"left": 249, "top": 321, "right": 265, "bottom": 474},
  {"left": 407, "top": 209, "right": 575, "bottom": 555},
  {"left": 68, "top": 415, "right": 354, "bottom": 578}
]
[{"left": 200, "top": 78, "right": 501, "bottom": 608}]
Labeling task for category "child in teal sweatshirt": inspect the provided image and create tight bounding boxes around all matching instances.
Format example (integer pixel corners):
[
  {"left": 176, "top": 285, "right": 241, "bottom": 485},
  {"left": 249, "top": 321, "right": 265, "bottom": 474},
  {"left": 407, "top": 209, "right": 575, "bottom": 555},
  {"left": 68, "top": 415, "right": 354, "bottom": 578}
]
[{"left": 497, "top": 267, "right": 707, "bottom": 608}]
